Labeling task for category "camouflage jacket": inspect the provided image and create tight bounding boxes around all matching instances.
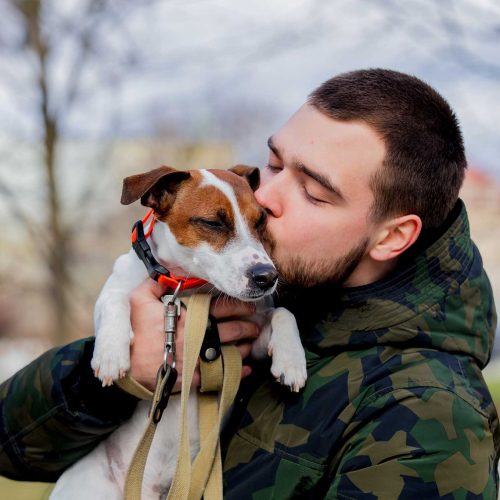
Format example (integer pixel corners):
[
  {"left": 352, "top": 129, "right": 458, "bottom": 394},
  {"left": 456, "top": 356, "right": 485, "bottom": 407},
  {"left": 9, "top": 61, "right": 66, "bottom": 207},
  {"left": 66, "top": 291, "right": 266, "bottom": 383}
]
[
  {"left": 0, "top": 200, "right": 499, "bottom": 499},
  {"left": 221, "top": 200, "right": 499, "bottom": 499}
]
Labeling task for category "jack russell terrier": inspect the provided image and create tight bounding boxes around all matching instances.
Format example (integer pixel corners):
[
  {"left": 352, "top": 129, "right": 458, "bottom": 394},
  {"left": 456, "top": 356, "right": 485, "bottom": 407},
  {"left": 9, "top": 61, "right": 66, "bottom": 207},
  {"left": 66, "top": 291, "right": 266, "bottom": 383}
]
[{"left": 50, "top": 165, "right": 307, "bottom": 499}]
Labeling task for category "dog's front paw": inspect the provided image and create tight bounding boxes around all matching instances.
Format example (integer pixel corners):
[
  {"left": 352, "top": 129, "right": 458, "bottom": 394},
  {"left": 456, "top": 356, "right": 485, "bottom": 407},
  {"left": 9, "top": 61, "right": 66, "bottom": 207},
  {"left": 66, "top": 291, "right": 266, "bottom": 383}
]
[
  {"left": 91, "top": 335, "right": 131, "bottom": 386},
  {"left": 268, "top": 340, "right": 307, "bottom": 393}
]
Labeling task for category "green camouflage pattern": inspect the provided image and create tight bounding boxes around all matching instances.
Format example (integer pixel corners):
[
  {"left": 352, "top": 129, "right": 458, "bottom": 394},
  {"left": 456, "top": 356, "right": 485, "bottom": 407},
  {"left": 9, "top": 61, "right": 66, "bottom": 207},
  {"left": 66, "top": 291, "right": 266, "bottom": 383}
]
[
  {"left": 0, "top": 200, "right": 498, "bottom": 499},
  {"left": 0, "top": 338, "right": 137, "bottom": 481},
  {"left": 222, "top": 200, "right": 499, "bottom": 499}
]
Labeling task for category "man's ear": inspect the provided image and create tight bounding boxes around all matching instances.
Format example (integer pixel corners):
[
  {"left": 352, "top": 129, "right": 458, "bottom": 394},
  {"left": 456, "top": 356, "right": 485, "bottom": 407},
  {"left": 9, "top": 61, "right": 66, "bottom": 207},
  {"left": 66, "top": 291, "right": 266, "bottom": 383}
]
[
  {"left": 369, "top": 214, "right": 422, "bottom": 262},
  {"left": 121, "top": 166, "right": 190, "bottom": 213},
  {"left": 229, "top": 164, "right": 260, "bottom": 191}
]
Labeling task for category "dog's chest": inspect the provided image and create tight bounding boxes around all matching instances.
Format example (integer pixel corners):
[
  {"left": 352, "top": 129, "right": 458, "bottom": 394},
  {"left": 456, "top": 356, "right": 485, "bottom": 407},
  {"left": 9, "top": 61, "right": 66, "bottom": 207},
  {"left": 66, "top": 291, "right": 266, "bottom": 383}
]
[{"left": 104, "top": 395, "right": 200, "bottom": 496}]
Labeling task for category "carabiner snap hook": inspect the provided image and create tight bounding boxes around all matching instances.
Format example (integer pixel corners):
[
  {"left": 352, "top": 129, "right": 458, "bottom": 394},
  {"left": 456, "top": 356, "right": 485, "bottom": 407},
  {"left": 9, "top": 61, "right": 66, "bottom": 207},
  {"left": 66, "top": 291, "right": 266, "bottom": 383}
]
[
  {"left": 162, "top": 281, "right": 182, "bottom": 372},
  {"left": 164, "top": 343, "right": 176, "bottom": 371}
]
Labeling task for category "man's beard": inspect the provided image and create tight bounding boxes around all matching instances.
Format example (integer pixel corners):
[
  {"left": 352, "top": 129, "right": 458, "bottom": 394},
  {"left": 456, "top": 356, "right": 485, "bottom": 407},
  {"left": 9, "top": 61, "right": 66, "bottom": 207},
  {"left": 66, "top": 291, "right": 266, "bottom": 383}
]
[{"left": 262, "top": 228, "right": 369, "bottom": 290}]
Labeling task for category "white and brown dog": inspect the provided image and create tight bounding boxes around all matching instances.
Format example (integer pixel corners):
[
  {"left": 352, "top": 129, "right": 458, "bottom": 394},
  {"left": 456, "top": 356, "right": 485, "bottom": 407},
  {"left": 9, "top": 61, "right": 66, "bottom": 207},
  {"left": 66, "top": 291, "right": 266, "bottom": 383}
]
[{"left": 50, "top": 165, "right": 307, "bottom": 499}]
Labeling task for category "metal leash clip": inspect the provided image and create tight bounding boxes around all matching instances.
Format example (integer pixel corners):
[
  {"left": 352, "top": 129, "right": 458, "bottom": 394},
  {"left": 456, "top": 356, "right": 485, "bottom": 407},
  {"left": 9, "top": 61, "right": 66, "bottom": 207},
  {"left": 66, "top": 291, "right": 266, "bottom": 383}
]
[
  {"left": 161, "top": 281, "right": 182, "bottom": 371},
  {"left": 152, "top": 282, "right": 183, "bottom": 423}
]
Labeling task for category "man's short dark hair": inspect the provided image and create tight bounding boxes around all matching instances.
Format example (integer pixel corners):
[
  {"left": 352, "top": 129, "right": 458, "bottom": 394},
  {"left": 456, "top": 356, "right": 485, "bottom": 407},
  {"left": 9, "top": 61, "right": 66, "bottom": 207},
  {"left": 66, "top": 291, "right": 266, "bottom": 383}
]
[{"left": 308, "top": 68, "right": 467, "bottom": 230}]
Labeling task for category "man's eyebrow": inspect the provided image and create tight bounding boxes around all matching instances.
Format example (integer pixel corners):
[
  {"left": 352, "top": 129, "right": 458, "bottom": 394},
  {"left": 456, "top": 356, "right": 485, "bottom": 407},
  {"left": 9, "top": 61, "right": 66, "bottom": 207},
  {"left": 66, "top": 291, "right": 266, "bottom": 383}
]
[
  {"left": 268, "top": 135, "right": 345, "bottom": 201},
  {"left": 296, "top": 163, "right": 345, "bottom": 202}
]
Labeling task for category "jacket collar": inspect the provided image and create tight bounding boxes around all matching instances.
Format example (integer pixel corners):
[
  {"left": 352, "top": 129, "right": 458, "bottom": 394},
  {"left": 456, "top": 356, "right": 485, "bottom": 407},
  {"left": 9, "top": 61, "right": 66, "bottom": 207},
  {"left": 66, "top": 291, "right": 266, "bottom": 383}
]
[{"left": 286, "top": 200, "right": 496, "bottom": 368}]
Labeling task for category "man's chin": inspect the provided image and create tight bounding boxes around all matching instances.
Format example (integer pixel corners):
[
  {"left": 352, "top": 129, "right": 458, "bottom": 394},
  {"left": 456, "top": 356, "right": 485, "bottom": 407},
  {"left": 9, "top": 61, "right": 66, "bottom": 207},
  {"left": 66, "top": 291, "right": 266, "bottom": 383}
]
[
  {"left": 271, "top": 254, "right": 331, "bottom": 289},
  {"left": 271, "top": 238, "right": 369, "bottom": 291},
  {"left": 275, "top": 263, "right": 339, "bottom": 290}
]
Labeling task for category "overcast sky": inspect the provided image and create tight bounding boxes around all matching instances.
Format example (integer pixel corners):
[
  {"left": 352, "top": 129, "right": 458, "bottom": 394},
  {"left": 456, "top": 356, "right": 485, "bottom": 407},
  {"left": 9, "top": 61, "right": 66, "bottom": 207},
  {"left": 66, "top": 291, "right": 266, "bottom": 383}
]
[{"left": 1, "top": 0, "right": 499, "bottom": 176}]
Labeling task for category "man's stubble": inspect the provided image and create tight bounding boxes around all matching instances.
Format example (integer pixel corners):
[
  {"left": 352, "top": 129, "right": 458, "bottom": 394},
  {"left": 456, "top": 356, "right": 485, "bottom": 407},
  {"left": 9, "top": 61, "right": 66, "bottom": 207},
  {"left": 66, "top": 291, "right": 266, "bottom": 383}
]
[{"left": 262, "top": 228, "right": 369, "bottom": 290}]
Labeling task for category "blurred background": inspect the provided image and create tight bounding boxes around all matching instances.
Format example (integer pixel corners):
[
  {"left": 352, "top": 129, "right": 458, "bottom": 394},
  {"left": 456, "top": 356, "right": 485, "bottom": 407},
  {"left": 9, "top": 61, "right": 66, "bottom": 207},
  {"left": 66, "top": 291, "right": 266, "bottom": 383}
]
[{"left": 0, "top": 0, "right": 499, "bottom": 398}]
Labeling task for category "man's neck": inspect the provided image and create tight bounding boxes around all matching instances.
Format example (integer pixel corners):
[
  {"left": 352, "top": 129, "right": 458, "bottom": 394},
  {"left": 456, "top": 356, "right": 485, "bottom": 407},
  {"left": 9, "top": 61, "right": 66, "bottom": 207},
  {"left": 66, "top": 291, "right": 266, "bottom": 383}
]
[{"left": 343, "top": 256, "right": 399, "bottom": 288}]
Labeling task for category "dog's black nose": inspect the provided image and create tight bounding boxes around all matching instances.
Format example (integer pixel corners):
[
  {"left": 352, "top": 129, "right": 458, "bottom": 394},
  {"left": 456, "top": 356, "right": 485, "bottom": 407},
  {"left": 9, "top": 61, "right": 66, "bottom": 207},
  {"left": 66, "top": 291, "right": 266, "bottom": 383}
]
[{"left": 248, "top": 264, "right": 278, "bottom": 290}]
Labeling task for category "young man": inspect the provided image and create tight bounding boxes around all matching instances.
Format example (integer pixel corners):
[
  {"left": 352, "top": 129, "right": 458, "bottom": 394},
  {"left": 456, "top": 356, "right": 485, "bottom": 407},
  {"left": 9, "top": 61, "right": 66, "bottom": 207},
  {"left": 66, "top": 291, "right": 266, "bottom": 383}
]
[{"left": 1, "top": 69, "right": 498, "bottom": 498}]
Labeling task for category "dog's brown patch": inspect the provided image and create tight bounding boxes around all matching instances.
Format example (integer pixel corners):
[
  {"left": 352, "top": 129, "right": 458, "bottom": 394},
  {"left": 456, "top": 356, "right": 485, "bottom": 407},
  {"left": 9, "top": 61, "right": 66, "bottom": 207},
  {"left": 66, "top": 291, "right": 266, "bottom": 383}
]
[
  {"left": 157, "top": 170, "right": 237, "bottom": 251},
  {"left": 211, "top": 169, "right": 266, "bottom": 241},
  {"left": 121, "top": 166, "right": 189, "bottom": 207}
]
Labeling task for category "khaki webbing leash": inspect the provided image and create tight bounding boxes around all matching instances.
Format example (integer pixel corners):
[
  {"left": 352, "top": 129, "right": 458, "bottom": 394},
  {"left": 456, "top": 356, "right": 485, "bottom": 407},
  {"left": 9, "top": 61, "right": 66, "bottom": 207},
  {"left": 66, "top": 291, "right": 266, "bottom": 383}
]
[
  {"left": 188, "top": 345, "right": 241, "bottom": 499},
  {"left": 121, "top": 364, "right": 176, "bottom": 499},
  {"left": 119, "top": 294, "right": 242, "bottom": 500},
  {"left": 117, "top": 373, "right": 153, "bottom": 400}
]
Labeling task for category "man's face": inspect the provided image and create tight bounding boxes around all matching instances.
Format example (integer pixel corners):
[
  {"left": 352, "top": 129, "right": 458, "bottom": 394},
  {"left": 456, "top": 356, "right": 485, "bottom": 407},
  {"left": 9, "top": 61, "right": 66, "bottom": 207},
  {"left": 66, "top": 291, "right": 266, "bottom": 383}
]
[{"left": 255, "top": 104, "right": 386, "bottom": 288}]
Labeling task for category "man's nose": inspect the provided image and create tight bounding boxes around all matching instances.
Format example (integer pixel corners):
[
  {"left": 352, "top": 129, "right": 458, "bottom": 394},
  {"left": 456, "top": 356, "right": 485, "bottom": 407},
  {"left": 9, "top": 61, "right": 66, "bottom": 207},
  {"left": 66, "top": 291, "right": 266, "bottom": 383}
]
[{"left": 255, "top": 176, "right": 282, "bottom": 218}]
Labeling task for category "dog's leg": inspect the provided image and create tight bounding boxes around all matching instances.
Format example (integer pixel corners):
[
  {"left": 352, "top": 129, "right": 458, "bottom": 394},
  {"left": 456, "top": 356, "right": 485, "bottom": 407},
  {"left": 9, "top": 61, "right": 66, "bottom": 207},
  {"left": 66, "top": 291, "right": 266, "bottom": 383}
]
[
  {"left": 267, "top": 307, "right": 307, "bottom": 392},
  {"left": 91, "top": 249, "right": 148, "bottom": 385},
  {"left": 251, "top": 311, "right": 273, "bottom": 360}
]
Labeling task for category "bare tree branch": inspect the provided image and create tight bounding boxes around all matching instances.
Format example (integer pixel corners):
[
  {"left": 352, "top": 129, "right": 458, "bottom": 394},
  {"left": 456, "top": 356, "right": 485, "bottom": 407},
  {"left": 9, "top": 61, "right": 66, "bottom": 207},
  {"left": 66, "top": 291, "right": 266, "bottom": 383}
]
[{"left": 0, "top": 180, "right": 50, "bottom": 260}]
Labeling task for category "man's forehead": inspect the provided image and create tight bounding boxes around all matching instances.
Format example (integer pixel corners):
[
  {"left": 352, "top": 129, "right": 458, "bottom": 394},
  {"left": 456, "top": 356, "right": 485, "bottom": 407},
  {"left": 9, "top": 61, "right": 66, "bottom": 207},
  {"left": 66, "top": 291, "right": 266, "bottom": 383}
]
[
  {"left": 268, "top": 135, "right": 346, "bottom": 202},
  {"left": 269, "top": 105, "right": 386, "bottom": 197},
  {"left": 274, "top": 104, "right": 385, "bottom": 153}
]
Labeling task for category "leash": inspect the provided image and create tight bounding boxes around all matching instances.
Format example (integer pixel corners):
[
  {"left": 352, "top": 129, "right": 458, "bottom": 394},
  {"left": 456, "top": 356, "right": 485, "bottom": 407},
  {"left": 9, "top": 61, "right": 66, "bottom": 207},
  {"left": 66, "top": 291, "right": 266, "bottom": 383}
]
[
  {"left": 118, "top": 293, "right": 242, "bottom": 500},
  {"left": 118, "top": 211, "right": 241, "bottom": 498}
]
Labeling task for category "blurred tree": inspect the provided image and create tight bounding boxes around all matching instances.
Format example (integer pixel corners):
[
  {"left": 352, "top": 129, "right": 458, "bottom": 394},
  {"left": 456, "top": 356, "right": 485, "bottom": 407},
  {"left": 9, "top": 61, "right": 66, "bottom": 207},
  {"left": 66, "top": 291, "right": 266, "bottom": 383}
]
[
  {"left": 0, "top": 0, "right": 498, "bottom": 347},
  {"left": 371, "top": 0, "right": 500, "bottom": 76},
  {"left": 0, "top": 0, "right": 153, "bottom": 343}
]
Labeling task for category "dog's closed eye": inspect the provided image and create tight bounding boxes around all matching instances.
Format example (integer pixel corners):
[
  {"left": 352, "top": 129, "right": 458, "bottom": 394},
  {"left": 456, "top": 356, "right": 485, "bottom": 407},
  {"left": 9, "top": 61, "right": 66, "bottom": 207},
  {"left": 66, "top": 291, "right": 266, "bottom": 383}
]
[{"left": 191, "top": 217, "right": 230, "bottom": 233}]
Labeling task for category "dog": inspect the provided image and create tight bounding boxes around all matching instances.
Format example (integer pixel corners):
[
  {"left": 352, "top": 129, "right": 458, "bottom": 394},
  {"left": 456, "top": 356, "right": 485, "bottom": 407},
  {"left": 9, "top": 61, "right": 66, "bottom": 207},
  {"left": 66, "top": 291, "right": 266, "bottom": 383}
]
[{"left": 50, "top": 165, "right": 307, "bottom": 499}]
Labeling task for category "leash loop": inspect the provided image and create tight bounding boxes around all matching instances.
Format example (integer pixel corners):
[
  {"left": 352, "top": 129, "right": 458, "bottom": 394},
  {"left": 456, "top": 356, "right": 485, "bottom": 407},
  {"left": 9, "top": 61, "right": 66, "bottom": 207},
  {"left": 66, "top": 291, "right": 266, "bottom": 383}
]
[
  {"left": 122, "top": 295, "right": 242, "bottom": 500},
  {"left": 151, "top": 364, "right": 178, "bottom": 424}
]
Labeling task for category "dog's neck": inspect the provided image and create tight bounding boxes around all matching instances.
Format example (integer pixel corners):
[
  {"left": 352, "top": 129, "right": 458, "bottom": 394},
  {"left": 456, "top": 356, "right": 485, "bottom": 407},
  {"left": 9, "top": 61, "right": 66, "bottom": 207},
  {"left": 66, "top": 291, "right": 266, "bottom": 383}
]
[{"left": 148, "top": 223, "right": 196, "bottom": 279}]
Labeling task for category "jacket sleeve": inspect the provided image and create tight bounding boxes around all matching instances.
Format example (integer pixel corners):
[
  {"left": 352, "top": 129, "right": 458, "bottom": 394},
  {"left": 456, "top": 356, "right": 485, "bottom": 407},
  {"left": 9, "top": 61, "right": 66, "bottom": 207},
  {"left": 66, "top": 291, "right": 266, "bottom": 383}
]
[
  {"left": 0, "top": 338, "right": 138, "bottom": 482},
  {"left": 325, "top": 386, "right": 498, "bottom": 499}
]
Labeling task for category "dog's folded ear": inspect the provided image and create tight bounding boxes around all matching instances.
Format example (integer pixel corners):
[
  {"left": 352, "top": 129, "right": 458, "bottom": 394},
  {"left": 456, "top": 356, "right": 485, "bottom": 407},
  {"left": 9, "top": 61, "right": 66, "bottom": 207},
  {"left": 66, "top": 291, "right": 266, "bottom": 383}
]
[
  {"left": 229, "top": 165, "right": 260, "bottom": 191},
  {"left": 121, "top": 166, "right": 190, "bottom": 212}
]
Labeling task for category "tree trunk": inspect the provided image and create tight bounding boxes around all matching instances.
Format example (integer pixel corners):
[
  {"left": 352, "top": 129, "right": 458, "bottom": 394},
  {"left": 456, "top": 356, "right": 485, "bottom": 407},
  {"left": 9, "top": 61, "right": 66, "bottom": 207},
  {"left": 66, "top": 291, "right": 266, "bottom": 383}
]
[
  {"left": 44, "top": 114, "right": 71, "bottom": 344},
  {"left": 27, "top": 0, "right": 72, "bottom": 344}
]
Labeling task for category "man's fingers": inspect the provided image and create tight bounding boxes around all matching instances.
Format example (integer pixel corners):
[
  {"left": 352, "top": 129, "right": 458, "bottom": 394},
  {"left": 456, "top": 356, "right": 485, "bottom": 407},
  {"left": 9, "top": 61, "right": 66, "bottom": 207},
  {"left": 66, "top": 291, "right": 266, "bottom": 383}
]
[
  {"left": 235, "top": 342, "right": 253, "bottom": 360},
  {"left": 217, "top": 320, "right": 260, "bottom": 343},
  {"left": 210, "top": 297, "right": 256, "bottom": 318},
  {"left": 242, "top": 366, "right": 252, "bottom": 379},
  {"left": 130, "top": 278, "right": 167, "bottom": 306}
]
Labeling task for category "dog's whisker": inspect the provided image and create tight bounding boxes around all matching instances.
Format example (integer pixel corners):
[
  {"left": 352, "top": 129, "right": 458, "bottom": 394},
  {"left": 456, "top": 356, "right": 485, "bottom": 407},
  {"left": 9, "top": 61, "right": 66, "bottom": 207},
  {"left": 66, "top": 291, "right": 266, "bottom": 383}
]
[{"left": 213, "top": 294, "right": 224, "bottom": 310}]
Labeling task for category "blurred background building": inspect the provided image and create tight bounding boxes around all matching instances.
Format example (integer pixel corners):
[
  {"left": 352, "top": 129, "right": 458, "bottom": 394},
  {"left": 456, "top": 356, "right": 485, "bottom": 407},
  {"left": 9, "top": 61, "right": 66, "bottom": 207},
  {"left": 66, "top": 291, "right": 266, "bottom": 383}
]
[{"left": 1, "top": 0, "right": 499, "bottom": 387}]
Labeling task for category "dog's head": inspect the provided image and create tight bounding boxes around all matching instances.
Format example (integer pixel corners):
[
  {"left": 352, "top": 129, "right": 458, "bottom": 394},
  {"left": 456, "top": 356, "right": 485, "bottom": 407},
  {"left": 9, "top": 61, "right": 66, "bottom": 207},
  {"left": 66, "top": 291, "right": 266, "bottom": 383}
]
[{"left": 122, "top": 165, "right": 277, "bottom": 301}]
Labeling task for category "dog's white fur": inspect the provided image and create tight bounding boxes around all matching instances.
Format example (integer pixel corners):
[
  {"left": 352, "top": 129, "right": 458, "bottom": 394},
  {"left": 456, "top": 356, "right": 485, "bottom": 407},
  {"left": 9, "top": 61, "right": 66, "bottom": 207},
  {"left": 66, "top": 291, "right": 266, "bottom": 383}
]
[{"left": 50, "top": 168, "right": 306, "bottom": 499}]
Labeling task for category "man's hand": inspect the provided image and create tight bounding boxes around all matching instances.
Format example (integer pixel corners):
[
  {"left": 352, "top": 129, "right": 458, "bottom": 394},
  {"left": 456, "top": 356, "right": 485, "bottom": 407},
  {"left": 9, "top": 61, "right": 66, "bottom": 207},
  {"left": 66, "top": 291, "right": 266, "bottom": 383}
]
[{"left": 129, "top": 279, "right": 260, "bottom": 392}]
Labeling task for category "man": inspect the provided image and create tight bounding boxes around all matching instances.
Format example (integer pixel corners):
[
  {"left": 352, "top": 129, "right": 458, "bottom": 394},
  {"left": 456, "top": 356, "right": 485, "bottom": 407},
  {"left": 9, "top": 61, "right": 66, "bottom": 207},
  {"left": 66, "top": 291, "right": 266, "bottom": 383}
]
[{"left": 1, "top": 69, "right": 498, "bottom": 498}]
